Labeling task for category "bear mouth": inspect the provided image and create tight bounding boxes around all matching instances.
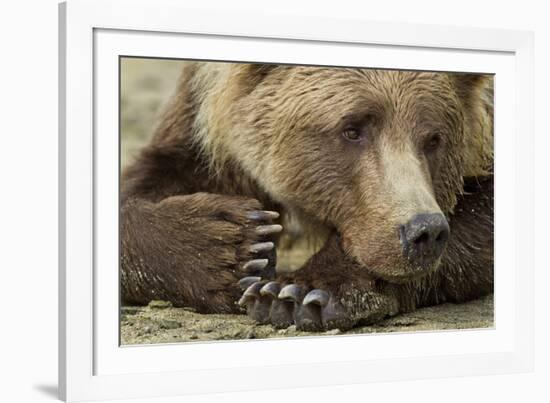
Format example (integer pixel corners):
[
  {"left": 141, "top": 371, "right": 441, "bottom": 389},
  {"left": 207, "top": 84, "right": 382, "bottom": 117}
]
[{"left": 360, "top": 257, "right": 444, "bottom": 284}]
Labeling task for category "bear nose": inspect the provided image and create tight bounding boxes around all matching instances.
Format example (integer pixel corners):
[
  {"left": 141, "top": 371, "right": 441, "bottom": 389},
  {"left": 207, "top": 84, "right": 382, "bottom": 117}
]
[{"left": 399, "top": 213, "right": 450, "bottom": 268}]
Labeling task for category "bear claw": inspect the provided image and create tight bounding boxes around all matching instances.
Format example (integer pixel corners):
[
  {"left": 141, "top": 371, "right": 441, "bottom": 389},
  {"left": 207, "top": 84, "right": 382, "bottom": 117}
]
[
  {"left": 303, "top": 289, "right": 330, "bottom": 307},
  {"left": 255, "top": 224, "right": 283, "bottom": 236},
  {"left": 248, "top": 241, "right": 275, "bottom": 254},
  {"left": 237, "top": 278, "right": 353, "bottom": 331},
  {"left": 260, "top": 281, "right": 281, "bottom": 298},
  {"left": 238, "top": 281, "right": 265, "bottom": 307},
  {"left": 238, "top": 280, "right": 272, "bottom": 323},
  {"left": 247, "top": 210, "right": 280, "bottom": 221},
  {"left": 243, "top": 259, "right": 269, "bottom": 273},
  {"left": 278, "top": 284, "right": 306, "bottom": 302},
  {"left": 238, "top": 276, "right": 262, "bottom": 290},
  {"left": 241, "top": 221, "right": 278, "bottom": 279}
]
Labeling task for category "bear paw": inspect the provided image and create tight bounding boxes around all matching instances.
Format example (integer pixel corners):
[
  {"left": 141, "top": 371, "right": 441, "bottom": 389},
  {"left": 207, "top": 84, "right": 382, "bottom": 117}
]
[{"left": 237, "top": 277, "right": 355, "bottom": 331}]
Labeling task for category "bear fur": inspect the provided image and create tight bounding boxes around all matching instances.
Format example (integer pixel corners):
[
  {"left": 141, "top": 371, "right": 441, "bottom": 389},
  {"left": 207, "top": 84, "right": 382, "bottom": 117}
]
[{"left": 120, "top": 62, "right": 493, "bottom": 330}]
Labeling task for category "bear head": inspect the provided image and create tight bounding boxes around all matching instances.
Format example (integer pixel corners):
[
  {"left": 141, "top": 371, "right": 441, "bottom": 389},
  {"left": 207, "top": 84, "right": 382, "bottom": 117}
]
[{"left": 193, "top": 64, "right": 493, "bottom": 283}]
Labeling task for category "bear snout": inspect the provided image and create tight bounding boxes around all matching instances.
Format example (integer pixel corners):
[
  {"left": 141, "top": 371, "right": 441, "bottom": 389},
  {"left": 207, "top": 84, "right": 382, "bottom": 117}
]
[{"left": 399, "top": 213, "right": 450, "bottom": 270}]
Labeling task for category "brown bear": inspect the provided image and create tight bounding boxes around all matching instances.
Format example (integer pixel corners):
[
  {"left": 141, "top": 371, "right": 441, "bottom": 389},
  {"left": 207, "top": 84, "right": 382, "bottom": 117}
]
[{"left": 120, "top": 62, "right": 494, "bottom": 331}]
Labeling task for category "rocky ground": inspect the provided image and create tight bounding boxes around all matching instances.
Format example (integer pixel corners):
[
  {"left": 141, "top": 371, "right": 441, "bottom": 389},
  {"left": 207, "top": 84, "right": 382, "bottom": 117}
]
[{"left": 121, "top": 294, "right": 493, "bottom": 345}]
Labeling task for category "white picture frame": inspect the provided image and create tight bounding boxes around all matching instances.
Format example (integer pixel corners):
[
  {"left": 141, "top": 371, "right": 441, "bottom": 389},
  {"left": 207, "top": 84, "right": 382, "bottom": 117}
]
[{"left": 59, "top": 0, "right": 534, "bottom": 401}]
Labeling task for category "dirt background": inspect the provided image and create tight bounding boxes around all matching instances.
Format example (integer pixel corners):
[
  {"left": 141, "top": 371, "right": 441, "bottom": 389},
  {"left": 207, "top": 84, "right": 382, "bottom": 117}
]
[{"left": 119, "top": 57, "right": 494, "bottom": 345}]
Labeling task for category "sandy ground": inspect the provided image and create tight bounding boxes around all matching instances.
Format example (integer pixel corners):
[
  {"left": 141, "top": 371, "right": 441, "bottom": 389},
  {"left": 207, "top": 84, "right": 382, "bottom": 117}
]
[
  {"left": 120, "top": 294, "right": 493, "bottom": 345},
  {"left": 120, "top": 57, "right": 186, "bottom": 168},
  {"left": 120, "top": 58, "right": 494, "bottom": 345}
]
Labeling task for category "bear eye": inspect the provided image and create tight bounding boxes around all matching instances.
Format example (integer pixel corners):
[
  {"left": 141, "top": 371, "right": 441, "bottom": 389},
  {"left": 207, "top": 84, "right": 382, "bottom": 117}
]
[
  {"left": 342, "top": 127, "right": 363, "bottom": 142},
  {"left": 424, "top": 133, "right": 442, "bottom": 152}
]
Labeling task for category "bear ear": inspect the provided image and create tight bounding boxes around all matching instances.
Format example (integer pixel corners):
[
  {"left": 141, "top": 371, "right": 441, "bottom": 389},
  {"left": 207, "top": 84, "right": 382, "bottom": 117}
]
[
  {"left": 452, "top": 73, "right": 490, "bottom": 103},
  {"left": 233, "top": 63, "right": 278, "bottom": 94}
]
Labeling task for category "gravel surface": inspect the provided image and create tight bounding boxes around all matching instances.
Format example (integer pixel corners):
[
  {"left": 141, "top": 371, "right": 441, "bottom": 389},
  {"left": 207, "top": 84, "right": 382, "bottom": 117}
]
[{"left": 121, "top": 294, "right": 493, "bottom": 345}]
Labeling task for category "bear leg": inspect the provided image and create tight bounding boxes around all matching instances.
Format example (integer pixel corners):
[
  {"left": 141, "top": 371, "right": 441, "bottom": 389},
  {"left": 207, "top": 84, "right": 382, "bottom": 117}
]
[{"left": 121, "top": 192, "right": 280, "bottom": 313}]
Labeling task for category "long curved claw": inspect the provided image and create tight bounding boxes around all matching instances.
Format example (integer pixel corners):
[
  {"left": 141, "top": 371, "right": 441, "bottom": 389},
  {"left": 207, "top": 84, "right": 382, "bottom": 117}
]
[
  {"left": 294, "top": 302, "right": 324, "bottom": 332},
  {"left": 247, "top": 210, "right": 280, "bottom": 221},
  {"left": 278, "top": 284, "right": 306, "bottom": 302},
  {"left": 260, "top": 281, "right": 281, "bottom": 298},
  {"left": 248, "top": 241, "right": 275, "bottom": 254},
  {"left": 238, "top": 276, "right": 262, "bottom": 291},
  {"left": 303, "top": 289, "right": 330, "bottom": 307},
  {"left": 237, "top": 280, "right": 354, "bottom": 331},
  {"left": 255, "top": 224, "right": 283, "bottom": 237},
  {"left": 238, "top": 281, "right": 264, "bottom": 306},
  {"left": 237, "top": 279, "right": 273, "bottom": 324},
  {"left": 269, "top": 299, "right": 295, "bottom": 329},
  {"left": 243, "top": 259, "right": 269, "bottom": 273},
  {"left": 300, "top": 290, "right": 354, "bottom": 331}
]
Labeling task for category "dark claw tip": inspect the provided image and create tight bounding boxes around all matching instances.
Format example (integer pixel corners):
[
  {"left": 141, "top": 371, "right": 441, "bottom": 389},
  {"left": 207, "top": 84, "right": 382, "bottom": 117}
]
[
  {"left": 243, "top": 259, "right": 269, "bottom": 272},
  {"left": 255, "top": 224, "right": 283, "bottom": 236},
  {"left": 247, "top": 210, "right": 280, "bottom": 221},
  {"left": 238, "top": 276, "right": 262, "bottom": 290},
  {"left": 260, "top": 281, "right": 281, "bottom": 298},
  {"left": 303, "top": 289, "right": 330, "bottom": 307},
  {"left": 278, "top": 284, "right": 303, "bottom": 302}
]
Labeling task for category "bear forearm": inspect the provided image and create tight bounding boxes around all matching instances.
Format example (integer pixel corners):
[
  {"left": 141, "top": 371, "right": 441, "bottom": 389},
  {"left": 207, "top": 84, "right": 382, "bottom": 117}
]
[
  {"left": 120, "top": 196, "right": 226, "bottom": 310},
  {"left": 120, "top": 193, "right": 280, "bottom": 312}
]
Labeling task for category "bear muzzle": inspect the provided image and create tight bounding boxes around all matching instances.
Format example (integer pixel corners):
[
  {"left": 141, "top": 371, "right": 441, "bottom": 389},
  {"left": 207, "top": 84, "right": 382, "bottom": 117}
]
[{"left": 399, "top": 213, "right": 450, "bottom": 271}]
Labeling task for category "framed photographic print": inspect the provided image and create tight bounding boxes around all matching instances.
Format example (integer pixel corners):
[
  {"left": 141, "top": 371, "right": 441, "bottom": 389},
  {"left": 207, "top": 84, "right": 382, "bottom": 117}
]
[{"left": 59, "top": 0, "right": 534, "bottom": 401}]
